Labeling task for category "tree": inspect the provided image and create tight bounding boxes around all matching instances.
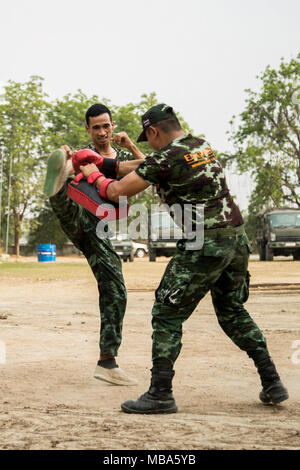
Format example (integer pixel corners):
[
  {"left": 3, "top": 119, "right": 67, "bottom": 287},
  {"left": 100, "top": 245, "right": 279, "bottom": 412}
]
[
  {"left": 113, "top": 92, "right": 195, "bottom": 213},
  {"left": 27, "top": 200, "right": 68, "bottom": 246},
  {"left": 224, "top": 54, "right": 300, "bottom": 215},
  {"left": 0, "top": 76, "right": 50, "bottom": 255},
  {"left": 0, "top": 85, "right": 196, "bottom": 249},
  {"left": 46, "top": 90, "right": 101, "bottom": 150}
]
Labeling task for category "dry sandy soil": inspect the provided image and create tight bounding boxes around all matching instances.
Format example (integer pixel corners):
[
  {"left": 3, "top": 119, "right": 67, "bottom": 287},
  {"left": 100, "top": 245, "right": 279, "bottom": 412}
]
[{"left": 0, "top": 255, "right": 299, "bottom": 450}]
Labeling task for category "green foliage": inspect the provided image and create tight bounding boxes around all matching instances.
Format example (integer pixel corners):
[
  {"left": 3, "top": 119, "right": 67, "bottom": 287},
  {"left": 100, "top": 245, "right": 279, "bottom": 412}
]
[
  {"left": 46, "top": 90, "right": 101, "bottom": 150},
  {"left": 112, "top": 92, "right": 194, "bottom": 211},
  {"left": 224, "top": 54, "right": 300, "bottom": 214},
  {"left": 113, "top": 92, "right": 194, "bottom": 155},
  {"left": 0, "top": 81, "right": 196, "bottom": 253},
  {"left": 112, "top": 93, "right": 155, "bottom": 157},
  {"left": 27, "top": 200, "right": 68, "bottom": 246},
  {"left": 0, "top": 76, "right": 50, "bottom": 252}
]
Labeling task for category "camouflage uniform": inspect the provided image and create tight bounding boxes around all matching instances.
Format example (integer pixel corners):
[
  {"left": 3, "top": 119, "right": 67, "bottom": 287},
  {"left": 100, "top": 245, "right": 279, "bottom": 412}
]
[
  {"left": 136, "top": 135, "right": 268, "bottom": 367},
  {"left": 50, "top": 146, "right": 134, "bottom": 357}
]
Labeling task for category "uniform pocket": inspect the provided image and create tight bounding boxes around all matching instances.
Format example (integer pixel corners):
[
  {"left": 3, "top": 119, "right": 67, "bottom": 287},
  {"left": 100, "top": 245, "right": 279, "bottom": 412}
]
[
  {"left": 241, "top": 270, "right": 251, "bottom": 303},
  {"left": 237, "top": 233, "right": 252, "bottom": 254},
  {"left": 155, "top": 273, "right": 192, "bottom": 307}
]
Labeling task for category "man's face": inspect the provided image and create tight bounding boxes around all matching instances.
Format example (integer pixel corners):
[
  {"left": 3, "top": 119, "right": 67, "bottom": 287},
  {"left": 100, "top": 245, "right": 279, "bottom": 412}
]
[{"left": 86, "top": 113, "right": 114, "bottom": 146}]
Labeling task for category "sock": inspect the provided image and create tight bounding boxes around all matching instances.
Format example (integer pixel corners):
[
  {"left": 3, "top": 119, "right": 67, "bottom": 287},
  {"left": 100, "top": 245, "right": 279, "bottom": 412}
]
[
  {"left": 153, "top": 358, "right": 173, "bottom": 371},
  {"left": 97, "top": 358, "right": 118, "bottom": 369}
]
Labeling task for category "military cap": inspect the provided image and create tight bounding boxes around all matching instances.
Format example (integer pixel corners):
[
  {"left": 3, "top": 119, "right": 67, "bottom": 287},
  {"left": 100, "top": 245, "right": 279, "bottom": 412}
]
[{"left": 137, "top": 103, "right": 177, "bottom": 142}]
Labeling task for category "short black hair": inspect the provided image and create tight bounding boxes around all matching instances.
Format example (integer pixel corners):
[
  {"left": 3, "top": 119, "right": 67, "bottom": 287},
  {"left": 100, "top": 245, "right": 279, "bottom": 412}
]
[
  {"left": 85, "top": 104, "right": 112, "bottom": 125},
  {"left": 152, "top": 117, "right": 182, "bottom": 133}
]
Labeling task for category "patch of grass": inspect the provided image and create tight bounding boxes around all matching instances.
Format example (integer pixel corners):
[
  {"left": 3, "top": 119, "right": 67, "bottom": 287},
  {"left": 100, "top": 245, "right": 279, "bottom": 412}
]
[{"left": 0, "top": 261, "right": 91, "bottom": 280}]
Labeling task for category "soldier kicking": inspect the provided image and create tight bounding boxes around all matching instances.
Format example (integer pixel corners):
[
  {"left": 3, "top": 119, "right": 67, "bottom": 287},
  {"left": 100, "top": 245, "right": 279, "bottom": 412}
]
[
  {"left": 77, "top": 103, "right": 289, "bottom": 413},
  {"left": 44, "top": 103, "right": 144, "bottom": 386}
]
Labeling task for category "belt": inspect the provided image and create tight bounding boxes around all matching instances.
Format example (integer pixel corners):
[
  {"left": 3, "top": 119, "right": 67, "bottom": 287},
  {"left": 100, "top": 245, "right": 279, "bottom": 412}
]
[{"left": 203, "top": 224, "right": 245, "bottom": 240}]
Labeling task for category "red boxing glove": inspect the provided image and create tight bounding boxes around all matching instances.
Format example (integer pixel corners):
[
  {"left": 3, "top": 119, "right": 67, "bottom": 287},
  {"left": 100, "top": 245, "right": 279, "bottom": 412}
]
[
  {"left": 72, "top": 149, "right": 104, "bottom": 174},
  {"left": 98, "top": 178, "right": 115, "bottom": 199},
  {"left": 87, "top": 171, "right": 104, "bottom": 185}
]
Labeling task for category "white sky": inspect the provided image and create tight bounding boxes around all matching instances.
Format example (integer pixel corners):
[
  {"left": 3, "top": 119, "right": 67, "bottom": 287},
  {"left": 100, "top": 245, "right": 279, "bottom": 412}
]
[{"left": 1, "top": 0, "right": 299, "bottom": 209}]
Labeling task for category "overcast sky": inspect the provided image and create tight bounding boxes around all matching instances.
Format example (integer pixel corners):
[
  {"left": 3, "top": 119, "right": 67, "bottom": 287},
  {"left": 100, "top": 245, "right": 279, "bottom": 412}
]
[{"left": 1, "top": 0, "right": 299, "bottom": 209}]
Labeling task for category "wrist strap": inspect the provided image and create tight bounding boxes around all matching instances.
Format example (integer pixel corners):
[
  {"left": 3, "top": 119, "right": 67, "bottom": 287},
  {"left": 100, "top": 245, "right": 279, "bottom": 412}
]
[
  {"left": 102, "top": 158, "right": 119, "bottom": 179},
  {"left": 98, "top": 178, "right": 115, "bottom": 199},
  {"left": 73, "top": 172, "right": 85, "bottom": 183},
  {"left": 87, "top": 171, "right": 104, "bottom": 185}
]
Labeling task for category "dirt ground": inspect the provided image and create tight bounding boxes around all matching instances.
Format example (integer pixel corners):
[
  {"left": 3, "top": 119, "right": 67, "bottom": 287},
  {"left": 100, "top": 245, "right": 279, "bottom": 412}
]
[{"left": 0, "top": 255, "right": 299, "bottom": 450}]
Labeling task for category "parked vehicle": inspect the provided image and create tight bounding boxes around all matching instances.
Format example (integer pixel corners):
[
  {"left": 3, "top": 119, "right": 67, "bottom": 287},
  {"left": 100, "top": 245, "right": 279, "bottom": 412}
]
[
  {"left": 110, "top": 233, "right": 135, "bottom": 262},
  {"left": 132, "top": 241, "right": 148, "bottom": 258},
  {"left": 256, "top": 208, "right": 300, "bottom": 261},
  {"left": 148, "top": 211, "right": 183, "bottom": 262}
]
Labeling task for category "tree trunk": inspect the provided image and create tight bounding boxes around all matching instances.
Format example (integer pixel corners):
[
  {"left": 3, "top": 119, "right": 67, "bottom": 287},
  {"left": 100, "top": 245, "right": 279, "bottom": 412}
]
[
  {"left": 13, "top": 209, "right": 22, "bottom": 257},
  {"left": 14, "top": 224, "right": 20, "bottom": 257}
]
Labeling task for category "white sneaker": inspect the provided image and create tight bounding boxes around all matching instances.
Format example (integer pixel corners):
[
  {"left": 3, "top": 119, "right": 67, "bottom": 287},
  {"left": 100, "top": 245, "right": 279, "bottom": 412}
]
[{"left": 94, "top": 364, "right": 138, "bottom": 386}]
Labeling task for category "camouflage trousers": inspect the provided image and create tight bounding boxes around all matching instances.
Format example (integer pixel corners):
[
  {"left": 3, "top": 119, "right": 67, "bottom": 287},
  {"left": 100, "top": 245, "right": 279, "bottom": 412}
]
[
  {"left": 49, "top": 181, "right": 127, "bottom": 357},
  {"left": 152, "top": 225, "right": 268, "bottom": 367}
]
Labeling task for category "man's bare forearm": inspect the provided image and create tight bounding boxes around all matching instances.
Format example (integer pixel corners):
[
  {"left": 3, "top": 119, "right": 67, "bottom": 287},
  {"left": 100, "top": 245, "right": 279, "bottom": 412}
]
[
  {"left": 127, "top": 143, "right": 146, "bottom": 160},
  {"left": 105, "top": 171, "right": 150, "bottom": 202},
  {"left": 79, "top": 162, "right": 150, "bottom": 203},
  {"left": 112, "top": 132, "right": 145, "bottom": 160},
  {"left": 117, "top": 159, "right": 144, "bottom": 177}
]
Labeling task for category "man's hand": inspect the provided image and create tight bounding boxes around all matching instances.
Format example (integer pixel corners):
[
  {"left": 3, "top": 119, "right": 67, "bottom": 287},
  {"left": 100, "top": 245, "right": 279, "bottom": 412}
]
[
  {"left": 112, "top": 132, "right": 134, "bottom": 150},
  {"left": 80, "top": 163, "right": 100, "bottom": 178},
  {"left": 60, "top": 145, "right": 73, "bottom": 160},
  {"left": 112, "top": 132, "right": 146, "bottom": 161},
  {"left": 72, "top": 149, "right": 104, "bottom": 174}
]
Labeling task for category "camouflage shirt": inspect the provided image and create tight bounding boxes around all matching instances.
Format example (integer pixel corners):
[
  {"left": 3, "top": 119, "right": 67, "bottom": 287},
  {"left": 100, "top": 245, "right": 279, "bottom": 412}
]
[
  {"left": 135, "top": 134, "right": 243, "bottom": 230},
  {"left": 85, "top": 143, "right": 134, "bottom": 162}
]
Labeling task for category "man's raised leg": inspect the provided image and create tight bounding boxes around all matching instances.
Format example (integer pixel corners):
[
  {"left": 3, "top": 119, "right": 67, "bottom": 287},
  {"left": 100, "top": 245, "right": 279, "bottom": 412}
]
[{"left": 45, "top": 149, "right": 137, "bottom": 386}]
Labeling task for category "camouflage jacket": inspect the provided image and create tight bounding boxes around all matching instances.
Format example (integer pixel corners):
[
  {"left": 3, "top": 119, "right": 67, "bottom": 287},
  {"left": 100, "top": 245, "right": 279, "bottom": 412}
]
[
  {"left": 85, "top": 143, "right": 134, "bottom": 162},
  {"left": 135, "top": 134, "right": 243, "bottom": 230}
]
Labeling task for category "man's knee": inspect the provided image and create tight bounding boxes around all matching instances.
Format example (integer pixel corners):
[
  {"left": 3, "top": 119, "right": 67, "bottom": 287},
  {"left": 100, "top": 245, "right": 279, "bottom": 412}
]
[{"left": 99, "top": 279, "right": 127, "bottom": 305}]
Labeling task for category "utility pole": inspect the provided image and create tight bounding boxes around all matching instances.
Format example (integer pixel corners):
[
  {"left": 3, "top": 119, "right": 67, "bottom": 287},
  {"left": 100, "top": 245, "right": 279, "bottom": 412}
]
[
  {"left": 0, "top": 146, "right": 3, "bottom": 245},
  {"left": 5, "top": 151, "right": 13, "bottom": 254},
  {"left": 0, "top": 83, "right": 6, "bottom": 252}
]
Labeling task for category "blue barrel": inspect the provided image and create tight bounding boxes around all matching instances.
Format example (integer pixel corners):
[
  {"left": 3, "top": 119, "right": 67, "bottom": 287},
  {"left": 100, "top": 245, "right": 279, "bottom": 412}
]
[{"left": 37, "top": 244, "right": 56, "bottom": 262}]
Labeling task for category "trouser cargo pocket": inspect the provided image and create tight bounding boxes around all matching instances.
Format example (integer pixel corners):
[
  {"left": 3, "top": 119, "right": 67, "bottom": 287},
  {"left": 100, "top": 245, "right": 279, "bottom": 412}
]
[{"left": 241, "top": 270, "right": 251, "bottom": 303}]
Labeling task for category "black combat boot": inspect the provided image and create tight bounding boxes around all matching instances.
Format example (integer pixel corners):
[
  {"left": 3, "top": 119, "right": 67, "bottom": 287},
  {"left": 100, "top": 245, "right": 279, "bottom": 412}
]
[
  {"left": 251, "top": 352, "right": 289, "bottom": 405},
  {"left": 121, "top": 368, "right": 178, "bottom": 414}
]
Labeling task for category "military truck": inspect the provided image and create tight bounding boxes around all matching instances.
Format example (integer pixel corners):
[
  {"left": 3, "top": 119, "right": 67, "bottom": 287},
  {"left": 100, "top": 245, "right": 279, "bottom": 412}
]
[
  {"left": 148, "top": 211, "right": 183, "bottom": 262},
  {"left": 256, "top": 208, "right": 300, "bottom": 261}
]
